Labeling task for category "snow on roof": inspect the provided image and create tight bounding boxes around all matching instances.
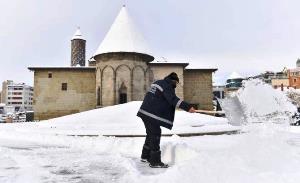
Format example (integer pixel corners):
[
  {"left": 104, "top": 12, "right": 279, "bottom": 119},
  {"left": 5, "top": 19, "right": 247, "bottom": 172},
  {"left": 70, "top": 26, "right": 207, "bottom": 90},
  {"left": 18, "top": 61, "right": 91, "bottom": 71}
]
[
  {"left": 289, "top": 68, "right": 300, "bottom": 72},
  {"left": 28, "top": 66, "right": 95, "bottom": 71},
  {"left": 88, "top": 57, "right": 96, "bottom": 62},
  {"left": 149, "top": 61, "right": 189, "bottom": 67},
  {"left": 94, "top": 6, "right": 152, "bottom": 57},
  {"left": 228, "top": 72, "right": 243, "bottom": 79},
  {"left": 71, "top": 27, "right": 85, "bottom": 40}
]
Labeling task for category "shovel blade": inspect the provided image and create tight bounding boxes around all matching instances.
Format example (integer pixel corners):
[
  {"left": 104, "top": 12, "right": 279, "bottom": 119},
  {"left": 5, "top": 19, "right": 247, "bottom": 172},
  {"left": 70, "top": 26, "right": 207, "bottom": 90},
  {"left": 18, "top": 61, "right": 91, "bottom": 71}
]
[{"left": 218, "top": 96, "right": 246, "bottom": 126}]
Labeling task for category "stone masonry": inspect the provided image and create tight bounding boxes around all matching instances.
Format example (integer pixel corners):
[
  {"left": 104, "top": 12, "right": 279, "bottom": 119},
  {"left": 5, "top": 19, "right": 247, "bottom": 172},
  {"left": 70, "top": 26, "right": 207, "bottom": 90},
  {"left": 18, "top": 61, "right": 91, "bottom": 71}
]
[
  {"left": 184, "top": 69, "right": 215, "bottom": 110},
  {"left": 95, "top": 52, "right": 153, "bottom": 106},
  {"left": 31, "top": 68, "right": 96, "bottom": 120}
]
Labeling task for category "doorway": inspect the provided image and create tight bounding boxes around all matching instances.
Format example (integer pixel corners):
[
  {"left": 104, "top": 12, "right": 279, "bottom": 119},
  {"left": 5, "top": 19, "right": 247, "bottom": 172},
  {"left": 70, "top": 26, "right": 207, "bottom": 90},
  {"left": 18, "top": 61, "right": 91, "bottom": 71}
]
[{"left": 119, "top": 82, "right": 127, "bottom": 104}]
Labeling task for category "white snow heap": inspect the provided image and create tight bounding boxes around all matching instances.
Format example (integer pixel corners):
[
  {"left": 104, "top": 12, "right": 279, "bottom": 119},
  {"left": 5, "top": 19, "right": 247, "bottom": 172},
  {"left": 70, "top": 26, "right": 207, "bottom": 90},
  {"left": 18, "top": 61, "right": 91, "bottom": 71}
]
[
  {"left": 228, "top": 71, "right": 243, "bottom": 80},
  {"left": 237, "top": 79, "right": 296, "bottom": 123},
  {"left": 72, "top": 27, "right": 85, "bottom": 40},
  {"left": 94, "top": 6, "right": 152, "bottom": 57}
]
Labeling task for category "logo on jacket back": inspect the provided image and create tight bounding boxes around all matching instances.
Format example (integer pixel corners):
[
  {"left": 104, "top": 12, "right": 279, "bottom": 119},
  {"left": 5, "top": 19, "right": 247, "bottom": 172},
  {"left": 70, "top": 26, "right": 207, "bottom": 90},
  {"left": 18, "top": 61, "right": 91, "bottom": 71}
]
[
  {"left": 149, "top": 84, "right": 164, "bottom": 95},
  {"left": 149, "top": 85, "right": 157, "bottom": 94}
]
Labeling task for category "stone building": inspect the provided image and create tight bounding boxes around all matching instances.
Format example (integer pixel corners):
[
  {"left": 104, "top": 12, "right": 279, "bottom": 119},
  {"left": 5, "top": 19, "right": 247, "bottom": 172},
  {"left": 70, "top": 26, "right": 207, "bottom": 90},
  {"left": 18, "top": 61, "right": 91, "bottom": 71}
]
[
  {"left": 288, "top": 59, "right": 300, "bottom": 89},
  {"left": 29, "top": 6, "right": 217, "bottom": 120}
]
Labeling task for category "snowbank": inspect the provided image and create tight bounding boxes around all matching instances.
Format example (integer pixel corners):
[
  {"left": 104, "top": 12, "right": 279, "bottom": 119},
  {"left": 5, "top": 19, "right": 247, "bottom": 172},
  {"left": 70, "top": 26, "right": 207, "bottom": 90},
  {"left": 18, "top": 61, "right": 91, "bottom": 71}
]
[
  {"left": 236, "top": 79, "right": 296, "bottom": 124},
  {"left": 0, "top": 101, "right": 238, "bottom": 136},
  {"left": 0, "top": 80, "right": 300, "bottom": 182}
]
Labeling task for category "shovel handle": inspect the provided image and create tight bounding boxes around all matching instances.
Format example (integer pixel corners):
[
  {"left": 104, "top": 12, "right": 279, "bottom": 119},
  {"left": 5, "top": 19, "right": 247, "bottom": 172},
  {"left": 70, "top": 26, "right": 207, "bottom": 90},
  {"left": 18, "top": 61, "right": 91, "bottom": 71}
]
[{"left": 195, "top": 109, "right": 225, "bottom": 114}]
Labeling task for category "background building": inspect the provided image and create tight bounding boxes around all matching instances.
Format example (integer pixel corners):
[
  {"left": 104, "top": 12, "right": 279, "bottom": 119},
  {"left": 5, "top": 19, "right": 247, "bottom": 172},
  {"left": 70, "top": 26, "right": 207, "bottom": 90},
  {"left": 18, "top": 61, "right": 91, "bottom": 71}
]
[
  {"left": 251, "top": 59, "right": 300, "bottom": 90},
  {"left": 250, "top": 69, "right": 289, "bottom": 89},
  {"left": 288, "top": 59, "right": 300, "bottom": 89},
  {"left": 29, "top": 6, "right": 217, "bottom": 120},
  {"left": 1, "top": 80, "right": 34, "bottom": 111},
  {"left": 213, "top": 85, "right": 225, "bottom": 99},
  {"left": 225, "top": 72, "right": 244, "bottom": 94}
]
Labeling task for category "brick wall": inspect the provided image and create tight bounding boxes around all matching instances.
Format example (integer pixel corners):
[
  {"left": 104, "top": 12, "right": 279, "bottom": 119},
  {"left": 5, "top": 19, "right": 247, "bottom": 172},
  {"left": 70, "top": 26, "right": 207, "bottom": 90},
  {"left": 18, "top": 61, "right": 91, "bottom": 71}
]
[{"left": 71, "top": 39, "right": 86, "bottom": 66}]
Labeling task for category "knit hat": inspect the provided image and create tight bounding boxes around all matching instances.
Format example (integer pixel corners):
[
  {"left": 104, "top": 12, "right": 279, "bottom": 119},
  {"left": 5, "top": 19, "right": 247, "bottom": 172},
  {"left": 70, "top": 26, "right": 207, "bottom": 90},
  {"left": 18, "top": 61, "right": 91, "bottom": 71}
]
[{"left": 166, "top": 72, "right": 179, "bottom": 82}]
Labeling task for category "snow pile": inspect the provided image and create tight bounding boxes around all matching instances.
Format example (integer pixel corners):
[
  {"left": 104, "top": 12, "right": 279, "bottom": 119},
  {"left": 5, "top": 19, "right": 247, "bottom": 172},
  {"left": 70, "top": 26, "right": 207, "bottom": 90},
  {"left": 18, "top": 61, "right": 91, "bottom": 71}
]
[
  {"left": 237, "top": 79, "right": 296, "bottom": 124},
  {"left": 284, "top": 88, "right": 300, "bottom": 106},
  {"left": 1, "top": 81, "right": 300, "bottom": 182},
  {"left": 25, "top": 101, "right": 236, "bottom": 136}
]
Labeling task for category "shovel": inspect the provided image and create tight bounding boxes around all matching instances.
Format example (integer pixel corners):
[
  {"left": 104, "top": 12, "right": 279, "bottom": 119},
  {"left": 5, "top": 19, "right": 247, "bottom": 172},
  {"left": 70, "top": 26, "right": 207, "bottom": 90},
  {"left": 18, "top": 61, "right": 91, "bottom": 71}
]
[{"left": 195, "top": 95, "right": 247, "bottom": 126}]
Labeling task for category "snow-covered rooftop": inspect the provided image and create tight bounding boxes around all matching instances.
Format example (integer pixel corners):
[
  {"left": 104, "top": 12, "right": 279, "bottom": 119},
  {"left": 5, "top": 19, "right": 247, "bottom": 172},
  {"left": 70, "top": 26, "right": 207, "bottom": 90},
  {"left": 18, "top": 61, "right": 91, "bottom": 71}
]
[
  {"left": 228, "top": 71, "right": 243, "bottom": 79},
  {"left": 94, "top": 6, "right": 152, "bottom": 57},
  {"left": 28, "top": 66, "right": 95, "bottom": 71},
  {"left": 71, "top": 27, "right": 85, "bottom": 40},
  {"left": 289, "top": 68, "right": 300, "bottom": 72}
]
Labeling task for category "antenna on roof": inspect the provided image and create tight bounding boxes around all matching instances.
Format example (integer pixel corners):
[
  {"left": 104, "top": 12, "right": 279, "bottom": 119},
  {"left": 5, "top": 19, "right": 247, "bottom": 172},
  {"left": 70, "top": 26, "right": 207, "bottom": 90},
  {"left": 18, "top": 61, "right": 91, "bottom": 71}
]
[{"left": 161, "top": 56, "right": 168, "bottom": 62}]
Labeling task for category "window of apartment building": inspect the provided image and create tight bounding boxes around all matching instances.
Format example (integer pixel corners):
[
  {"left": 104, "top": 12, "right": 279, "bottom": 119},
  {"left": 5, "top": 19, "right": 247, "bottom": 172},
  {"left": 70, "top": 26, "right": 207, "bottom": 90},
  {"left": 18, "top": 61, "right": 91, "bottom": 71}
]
[
  {"left": 13, "top": 92, "right": 22, "bottom": 95},
  {"left": 61, "top": 83, "right": 68, "bottom": 91},
  {"left": 12, "top": 102, "right": 22, "bottom": 104},
  {"left": 12, "top": 97, "right": 22, "bottom": 100},
  {"left": 48, "top": 72, "right": 52, "bottom": 78}
]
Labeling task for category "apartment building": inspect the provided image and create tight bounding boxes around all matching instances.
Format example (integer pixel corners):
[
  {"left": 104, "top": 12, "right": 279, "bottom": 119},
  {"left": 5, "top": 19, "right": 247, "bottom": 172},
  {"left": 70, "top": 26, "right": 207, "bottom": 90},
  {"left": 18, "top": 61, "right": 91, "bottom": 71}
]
[{"left": 1, "top": 80, "right": 34, "bottom": 111}]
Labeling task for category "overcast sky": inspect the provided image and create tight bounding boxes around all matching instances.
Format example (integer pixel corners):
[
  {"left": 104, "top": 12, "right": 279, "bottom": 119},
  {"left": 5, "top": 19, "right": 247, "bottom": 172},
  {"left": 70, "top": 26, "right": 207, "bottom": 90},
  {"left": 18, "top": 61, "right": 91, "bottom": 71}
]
[{"left": 1, "top": 0, "right": 300, "bottom": 86}]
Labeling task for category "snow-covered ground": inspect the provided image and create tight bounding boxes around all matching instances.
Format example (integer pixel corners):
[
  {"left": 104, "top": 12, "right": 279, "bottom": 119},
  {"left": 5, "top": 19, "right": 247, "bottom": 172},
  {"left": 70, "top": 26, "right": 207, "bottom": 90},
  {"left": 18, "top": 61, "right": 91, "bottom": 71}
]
[{"left": 0, "top": 79, "right": 300, "bottom": 183}]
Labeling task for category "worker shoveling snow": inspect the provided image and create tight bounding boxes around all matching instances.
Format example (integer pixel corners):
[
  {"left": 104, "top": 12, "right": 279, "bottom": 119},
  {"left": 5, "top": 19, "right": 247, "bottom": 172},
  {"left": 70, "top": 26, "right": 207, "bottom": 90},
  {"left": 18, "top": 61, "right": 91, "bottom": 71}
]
[{"left": 0, "top": 79, "right": 300, "bottom": 182}]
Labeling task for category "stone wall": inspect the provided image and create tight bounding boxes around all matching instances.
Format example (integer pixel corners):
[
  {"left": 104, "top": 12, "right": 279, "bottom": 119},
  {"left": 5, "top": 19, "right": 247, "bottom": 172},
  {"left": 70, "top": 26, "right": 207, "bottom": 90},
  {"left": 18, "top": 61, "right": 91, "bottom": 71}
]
[
  {"left": 149, "top": 65, "right": 185, "bottom": 99},
  {"left": 33, "top": 69, "right": 96, "bottom": 120},
  {"left": 95, "top": 52, "right": 151, "bottom": 106},
  {"left": 183, "top": 70, "right": 214, "bottom": 110}
]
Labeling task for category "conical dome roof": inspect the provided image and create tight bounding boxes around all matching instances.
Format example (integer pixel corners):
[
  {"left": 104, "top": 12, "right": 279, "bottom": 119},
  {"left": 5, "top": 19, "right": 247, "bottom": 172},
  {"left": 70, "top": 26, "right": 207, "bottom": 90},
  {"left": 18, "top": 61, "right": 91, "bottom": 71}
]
[
  {"left": 72, "top": 27, "right": 85, "bottom": 40},
  {"left": 94, "top": 6, "right": 152, "bottom": 58}
]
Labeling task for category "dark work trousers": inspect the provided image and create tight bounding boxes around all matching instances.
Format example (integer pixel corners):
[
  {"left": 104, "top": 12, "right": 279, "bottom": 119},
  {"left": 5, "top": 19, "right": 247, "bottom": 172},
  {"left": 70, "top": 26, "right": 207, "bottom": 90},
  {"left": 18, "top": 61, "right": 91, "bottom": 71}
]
[{"left": 142, "top": 119, "right": 162, "bottom": 153}]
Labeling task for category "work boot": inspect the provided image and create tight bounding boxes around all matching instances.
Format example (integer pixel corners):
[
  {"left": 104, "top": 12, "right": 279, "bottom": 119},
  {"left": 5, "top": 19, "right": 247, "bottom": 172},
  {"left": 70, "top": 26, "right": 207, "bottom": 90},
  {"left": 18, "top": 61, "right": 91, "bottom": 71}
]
[
  {"left": 140, "top": 145, "right": 150, "bottom": 163},
  {"left": 149, "top": 150, "right": 169, "bottom": 168}
]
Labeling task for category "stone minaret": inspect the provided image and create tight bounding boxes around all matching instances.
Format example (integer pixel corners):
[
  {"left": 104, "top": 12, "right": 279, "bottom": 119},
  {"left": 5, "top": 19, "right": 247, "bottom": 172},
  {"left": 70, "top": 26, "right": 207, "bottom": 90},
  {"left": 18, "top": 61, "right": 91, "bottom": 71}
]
[{"left": 71, "top": 27, "right": 86, "bottom": 66}]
